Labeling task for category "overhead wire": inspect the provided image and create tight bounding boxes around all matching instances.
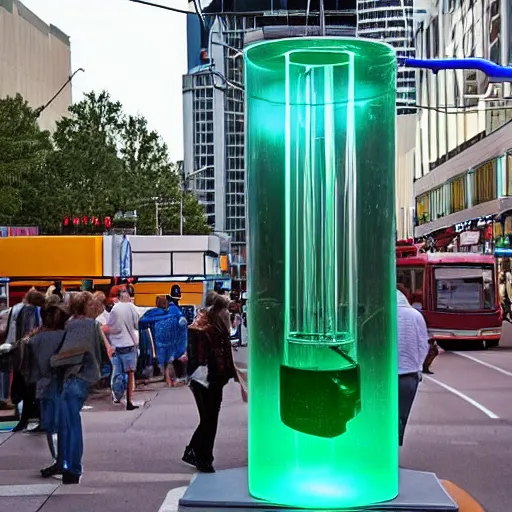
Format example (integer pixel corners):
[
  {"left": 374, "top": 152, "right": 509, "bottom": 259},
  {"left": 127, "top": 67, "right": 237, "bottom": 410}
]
[
  {"left": 191, "top": 0, "right": 206, "bottom": 38},
  {"left": 128, "top": 1, "right": 512, "bottom": 107},
  {"left": 396, "top": 102, "right": 512, "bottom": 113},
  {"left": 128, "top": 0, "right": 192, "bottom": 15}
]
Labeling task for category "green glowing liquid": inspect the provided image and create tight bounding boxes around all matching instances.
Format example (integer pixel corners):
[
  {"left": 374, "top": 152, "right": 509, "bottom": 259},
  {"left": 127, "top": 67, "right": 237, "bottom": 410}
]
[
  {"left": 245, "top": 38, "right": 398, "bottom": 508},
  {"left": 280, "top": 364, "right": 361, "bottom": 439}
]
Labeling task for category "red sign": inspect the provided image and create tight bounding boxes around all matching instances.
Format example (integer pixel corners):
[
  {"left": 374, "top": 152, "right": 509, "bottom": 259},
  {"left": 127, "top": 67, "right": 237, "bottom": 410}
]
[{"left": 61, "top": 216, "right": 114, "bottom": 234}]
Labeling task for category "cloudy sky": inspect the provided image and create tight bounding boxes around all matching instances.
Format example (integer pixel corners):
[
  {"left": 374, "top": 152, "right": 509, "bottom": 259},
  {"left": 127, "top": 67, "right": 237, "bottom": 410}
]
[{"left": 22, "top": 0, "right": 190, "bottom": 161}]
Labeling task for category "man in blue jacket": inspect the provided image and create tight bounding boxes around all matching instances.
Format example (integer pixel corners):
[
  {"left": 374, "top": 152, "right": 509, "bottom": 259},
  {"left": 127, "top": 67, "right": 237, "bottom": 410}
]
[{"left": 154, "top": 285, "right": 187, "bottom": 386}]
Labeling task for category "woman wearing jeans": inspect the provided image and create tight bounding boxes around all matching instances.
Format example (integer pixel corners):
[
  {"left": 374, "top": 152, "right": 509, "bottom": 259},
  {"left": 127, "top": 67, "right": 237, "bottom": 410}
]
[
  {"left": 183, "top": 295, "right": 235, "bottom": 473},
  {"left": 54, "top": 292, "right": 104, "bottom": 484},
  {"left": 27, "top": 304, "right": 70, "bottom": 478}
]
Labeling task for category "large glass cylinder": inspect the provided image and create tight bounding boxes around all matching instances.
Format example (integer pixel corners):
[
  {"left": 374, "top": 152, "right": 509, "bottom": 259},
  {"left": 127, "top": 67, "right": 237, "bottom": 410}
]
[{"left": 245, "top": 38, "right": 398, "bottom": 509}]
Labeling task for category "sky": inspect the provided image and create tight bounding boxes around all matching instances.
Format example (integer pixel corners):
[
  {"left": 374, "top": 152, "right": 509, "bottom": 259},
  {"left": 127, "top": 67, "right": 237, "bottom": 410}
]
[{"left": 22, "top": 0, "right": 189, "bottom": 161}]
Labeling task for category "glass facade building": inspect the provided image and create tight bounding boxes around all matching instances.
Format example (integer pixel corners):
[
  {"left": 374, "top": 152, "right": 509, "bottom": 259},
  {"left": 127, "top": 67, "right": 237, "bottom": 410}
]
[
  {"left": 414, "top": 0, "right": 512, "bottom": 241},
  {"left": 183, "top": 2, "right": 358, "bottom": 288},
  {"left": 357, "top": 0, "right": 416, "bottom": 114}
]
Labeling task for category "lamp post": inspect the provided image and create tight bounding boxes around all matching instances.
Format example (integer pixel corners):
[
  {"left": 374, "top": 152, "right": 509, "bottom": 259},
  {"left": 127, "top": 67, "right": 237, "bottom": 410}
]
[
  {"left": 181, "top": 165, "right": 214, "bottom": 235},
  {"left": 34, "top": 68, "right": 85, "bottom": 118}
]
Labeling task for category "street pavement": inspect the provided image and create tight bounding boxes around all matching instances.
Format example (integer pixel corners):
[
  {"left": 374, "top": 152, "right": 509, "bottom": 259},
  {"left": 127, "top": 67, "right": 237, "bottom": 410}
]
[{"left": 1, "top": 327, "right": 512, "bottom": 512}]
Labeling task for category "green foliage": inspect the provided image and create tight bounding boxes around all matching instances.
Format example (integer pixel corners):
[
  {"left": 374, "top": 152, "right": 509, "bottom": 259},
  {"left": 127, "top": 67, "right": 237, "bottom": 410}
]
[
  {"left": 0, "top": 95, "right": 54, "bottom": 230},
  {"left": 51, "top": 91, "right": 126, "bottom": 219},
  {"left": 0, "top": 91, "right": 209, "bottom": 236}
]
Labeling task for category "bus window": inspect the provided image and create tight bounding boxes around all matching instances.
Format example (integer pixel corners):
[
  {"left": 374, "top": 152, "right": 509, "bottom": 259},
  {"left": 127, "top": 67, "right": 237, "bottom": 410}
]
[
  {"left": 397, "top": 267, "right": 424, "bottom": 299},
  {"left": 434, "top": 266, "right": 495, "bottom": 311}
]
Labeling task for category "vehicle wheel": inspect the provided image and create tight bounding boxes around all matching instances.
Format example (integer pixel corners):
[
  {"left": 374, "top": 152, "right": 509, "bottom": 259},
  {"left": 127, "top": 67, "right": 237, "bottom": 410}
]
[{"left": 485, "top": 339, "right": 500, "bottom": 349}]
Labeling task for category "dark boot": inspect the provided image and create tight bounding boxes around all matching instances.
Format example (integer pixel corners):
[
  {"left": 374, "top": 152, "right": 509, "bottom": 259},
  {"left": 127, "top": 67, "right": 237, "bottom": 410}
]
[
  {"left": 62, "top": 472, "right": 80, "bottom": 485},
  {"left": 182, "top": 446, "right": 196, "bottom": 467}
]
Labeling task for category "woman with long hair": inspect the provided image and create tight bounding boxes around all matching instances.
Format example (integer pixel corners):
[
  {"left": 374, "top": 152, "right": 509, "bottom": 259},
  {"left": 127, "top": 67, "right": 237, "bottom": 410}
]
[
  {"left": 53, "top": 292, "right": 104, "bottom": 484},
  {"left": 183, "top": 295, "right": 236, "bottom": 473},
  {"left": 11, "top": 289, "right": 46, "bottom": 432},
  {"left": 28, "top": 304, "right": 70, "bottom": 477}
]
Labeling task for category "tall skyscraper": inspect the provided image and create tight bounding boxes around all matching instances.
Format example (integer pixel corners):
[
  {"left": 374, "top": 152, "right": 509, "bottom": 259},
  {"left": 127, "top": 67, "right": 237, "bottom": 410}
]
[
  {"left": 182, "top": 2, "right": 357, "bottom": 291},
  {"left": 356, "top": 0, "right": 416, "bottom": 114}
]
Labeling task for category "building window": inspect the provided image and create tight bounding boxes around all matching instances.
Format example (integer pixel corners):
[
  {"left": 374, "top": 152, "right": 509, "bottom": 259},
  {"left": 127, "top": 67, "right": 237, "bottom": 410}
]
[
  {"left": 450, "top": 176, "right": 466, "bottom": 213},
  {"left": 416, "top": 194, "right": 430, "bottom": 224},
  {"left": 472, "top": 160, "right": 497, "bottom": 206},
  {"left": 507, "top": 153, "right": 512, "bottom": 196},
  {"left": 430, "top": 187, "right": 444, "bottom": 220}
]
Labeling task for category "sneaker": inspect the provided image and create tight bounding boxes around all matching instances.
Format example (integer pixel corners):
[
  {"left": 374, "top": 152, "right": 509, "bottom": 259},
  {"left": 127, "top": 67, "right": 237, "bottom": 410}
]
[
  {"left": 41, "top": 462, "right": 62, "bottom": 479},
  {"left": 12, "top": 422, "right": 28, "bottom": 433}
]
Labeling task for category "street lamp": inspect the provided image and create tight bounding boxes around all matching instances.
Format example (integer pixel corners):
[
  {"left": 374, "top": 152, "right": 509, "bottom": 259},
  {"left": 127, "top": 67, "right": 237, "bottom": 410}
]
[{"left": 34, "top": 68, "right": 85, "bottom": 118}]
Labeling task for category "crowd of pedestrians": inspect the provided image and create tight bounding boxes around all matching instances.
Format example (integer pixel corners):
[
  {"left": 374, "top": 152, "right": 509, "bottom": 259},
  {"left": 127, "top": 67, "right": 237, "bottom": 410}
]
[
  {"left": 0, "top": 273, "right": 433, "bottom": 479},
  {"left": 0, "top": 289, "right": 106, "bottom": 483},
  {"left": 0, "top": 284, "right": 243, "bottom": 482}
]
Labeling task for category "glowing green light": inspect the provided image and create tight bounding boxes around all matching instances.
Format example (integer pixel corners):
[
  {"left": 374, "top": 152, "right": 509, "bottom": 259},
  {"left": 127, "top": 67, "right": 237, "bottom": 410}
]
[{"left": 245, "top": 38, "right": 398, "bottom": 509}]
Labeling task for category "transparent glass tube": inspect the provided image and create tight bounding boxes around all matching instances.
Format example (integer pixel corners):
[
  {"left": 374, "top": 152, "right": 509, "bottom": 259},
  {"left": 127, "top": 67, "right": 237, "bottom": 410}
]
[
  {"left": 281, "top": 50, "right": 360, "bottom": 439},
  {"left": 245, "top": 38, "right": 398, "bottom": 509}
]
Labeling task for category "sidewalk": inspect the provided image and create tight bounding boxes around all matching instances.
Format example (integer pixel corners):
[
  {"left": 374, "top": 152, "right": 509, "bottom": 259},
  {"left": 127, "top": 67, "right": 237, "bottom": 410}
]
[{"left": 0, "top": 378, "right": 248, "bottom": 512}]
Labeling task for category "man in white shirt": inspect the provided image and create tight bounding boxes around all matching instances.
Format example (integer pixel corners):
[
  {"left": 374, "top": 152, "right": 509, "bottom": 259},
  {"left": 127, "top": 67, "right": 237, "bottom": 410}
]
[
  {"left": 105, "top": 289, "right": 140, "bottom": 411},
  {"left": 397, "top": 288, "right": 429, "bottom": 446}
]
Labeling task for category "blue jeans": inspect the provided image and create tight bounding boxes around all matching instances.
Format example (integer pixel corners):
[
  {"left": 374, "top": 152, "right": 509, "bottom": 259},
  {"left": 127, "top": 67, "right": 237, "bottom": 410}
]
[
  {"left": 111, "top": 347, "right": 137, "bottom": 402},
  {"left": 59, "top": 378, "right": 89, "bottom": 476},
  {"left": 40, "top": 379, "right": 61, "bottom": 434}
]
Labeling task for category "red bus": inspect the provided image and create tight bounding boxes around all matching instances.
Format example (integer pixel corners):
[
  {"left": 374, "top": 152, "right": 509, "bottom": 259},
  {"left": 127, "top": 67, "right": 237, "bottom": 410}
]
[{"left": 396, "top": 243, "right": 502, "bottom": 349}]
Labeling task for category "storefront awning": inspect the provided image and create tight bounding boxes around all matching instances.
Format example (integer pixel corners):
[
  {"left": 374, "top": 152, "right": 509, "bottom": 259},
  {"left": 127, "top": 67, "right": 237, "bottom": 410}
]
[{"left": 414, "top": 197, "right": 512, "bottom": 238}]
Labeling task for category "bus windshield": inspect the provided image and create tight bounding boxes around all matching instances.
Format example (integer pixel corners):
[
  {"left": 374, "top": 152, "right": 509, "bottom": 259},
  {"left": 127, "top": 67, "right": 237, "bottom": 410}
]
[{"left": 434, "top": 266, "right": 495, "bottom": 311}]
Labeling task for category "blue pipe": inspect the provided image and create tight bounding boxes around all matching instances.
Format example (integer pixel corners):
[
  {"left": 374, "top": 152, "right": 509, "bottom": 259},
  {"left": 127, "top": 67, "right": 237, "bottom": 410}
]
[{"left": 399, "top": 57, "right": 512, "bottom": 82}]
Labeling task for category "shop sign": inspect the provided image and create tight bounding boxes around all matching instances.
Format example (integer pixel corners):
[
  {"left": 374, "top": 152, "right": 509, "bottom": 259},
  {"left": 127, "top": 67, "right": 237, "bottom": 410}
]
[
  {"left": 459, "top": 231, "right": 481, "bottom": 246},
  {"left": 0, "top": 226, "right": 39, "bottom": 237},
  {"left": 455, "top": 215, "right": 493, "bottom": 233}
]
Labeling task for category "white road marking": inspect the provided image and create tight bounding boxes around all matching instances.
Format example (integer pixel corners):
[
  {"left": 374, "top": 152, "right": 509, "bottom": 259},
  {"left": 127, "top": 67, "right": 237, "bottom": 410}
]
[
  {"left": 158, "top": 486, "right": 188, "bottom": 512},
  {"left": 424, "top": 375, "right": 500, "bottom": 419},
  {"left": 0, "top": 483, "right": 59, "bottom": 497},
  {"left": 452, "top": 351, "right": 512, "bottom": 377}
]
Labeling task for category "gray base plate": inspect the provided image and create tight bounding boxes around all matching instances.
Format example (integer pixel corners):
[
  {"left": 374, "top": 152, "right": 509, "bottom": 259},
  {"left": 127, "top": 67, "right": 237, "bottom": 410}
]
[{"left": 179, "top": 467, "right": 458, "bottom": 512}]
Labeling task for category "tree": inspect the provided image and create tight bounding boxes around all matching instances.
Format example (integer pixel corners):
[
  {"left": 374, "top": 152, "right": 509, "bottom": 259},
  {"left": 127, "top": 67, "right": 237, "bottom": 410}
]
[
  {"left": 0, "top": 95, "right": 57, "bottom": 232},
  {"left": 51, "top": 91, "right": 126, "bottom": 220}
]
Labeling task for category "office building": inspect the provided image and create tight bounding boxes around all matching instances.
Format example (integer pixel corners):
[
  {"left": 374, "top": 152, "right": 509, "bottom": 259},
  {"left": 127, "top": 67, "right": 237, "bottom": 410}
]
[
  {"left": 355, "top": 0, "right": 420, "bottom": 239},
  {"left": 0, "top": 0, "right": 72, "bottom": 132},
  {"left": 183, "top": 2, "right": 357, "bottom": 290},
  {"left": 413, "top": 0, "right": 512, "bottom": 255},
  {"left": 356, "top": 0, "right": 416, "bottom": 114}
]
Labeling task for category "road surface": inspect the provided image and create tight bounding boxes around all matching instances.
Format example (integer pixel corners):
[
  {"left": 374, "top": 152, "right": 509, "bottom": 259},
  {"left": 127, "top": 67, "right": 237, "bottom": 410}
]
[{"left": 1, "top": 325, "right": 512, "bottom": 511}]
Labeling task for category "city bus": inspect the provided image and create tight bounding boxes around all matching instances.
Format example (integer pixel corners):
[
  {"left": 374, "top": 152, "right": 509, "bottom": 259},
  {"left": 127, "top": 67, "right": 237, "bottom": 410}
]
[{"left": 396, "top": 243, "right": 501, "bottom": 349}]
